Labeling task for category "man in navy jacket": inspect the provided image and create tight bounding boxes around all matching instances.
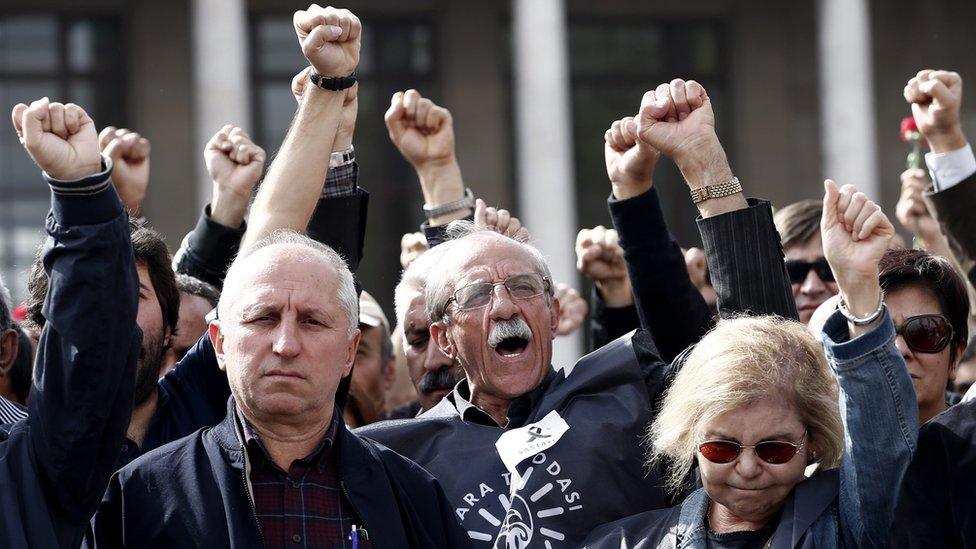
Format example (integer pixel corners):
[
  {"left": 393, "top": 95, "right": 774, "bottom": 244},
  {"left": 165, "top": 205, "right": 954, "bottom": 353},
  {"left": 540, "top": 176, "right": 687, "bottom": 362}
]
[{"left": 2, "top": 98, "right": 139, "bottom": 547}]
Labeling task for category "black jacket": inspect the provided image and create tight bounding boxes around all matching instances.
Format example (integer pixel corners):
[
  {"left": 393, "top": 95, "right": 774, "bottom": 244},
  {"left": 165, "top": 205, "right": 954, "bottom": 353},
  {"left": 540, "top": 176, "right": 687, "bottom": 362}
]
[
  {"left": 0, "top": 164, "right": 140, "bottom": 548},
  {"left": 89, "top": 400, "right": 472, "bottom": 548}
]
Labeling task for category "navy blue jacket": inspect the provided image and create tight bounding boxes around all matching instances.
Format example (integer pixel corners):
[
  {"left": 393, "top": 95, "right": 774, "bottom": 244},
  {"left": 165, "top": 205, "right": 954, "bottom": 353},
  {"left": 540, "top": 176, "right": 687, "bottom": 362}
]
[
  {"left": 90, "top": 400, "right": 472, "bottom": 548},
  {"left": 0, "top": 162, "right": 140, "bottom": 548}
]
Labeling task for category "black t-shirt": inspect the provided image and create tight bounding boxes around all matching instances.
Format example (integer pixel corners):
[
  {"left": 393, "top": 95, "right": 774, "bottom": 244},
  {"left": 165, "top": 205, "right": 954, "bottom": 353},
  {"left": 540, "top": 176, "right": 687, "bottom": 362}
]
[{"left": 706, "top": 526, "right": 775, "bottom": 549}]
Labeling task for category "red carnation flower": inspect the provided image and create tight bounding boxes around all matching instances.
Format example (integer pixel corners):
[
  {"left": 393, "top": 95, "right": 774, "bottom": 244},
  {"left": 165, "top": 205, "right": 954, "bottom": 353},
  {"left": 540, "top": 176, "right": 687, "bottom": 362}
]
[{"left": 901, "top": 116, "right": 919, "bottom": 142}]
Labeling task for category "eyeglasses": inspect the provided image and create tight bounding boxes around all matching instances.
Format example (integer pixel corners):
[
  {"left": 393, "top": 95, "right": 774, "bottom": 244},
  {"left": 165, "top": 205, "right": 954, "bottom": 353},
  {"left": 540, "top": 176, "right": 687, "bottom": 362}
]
[
  {"left": 785, "top": 258, "right": 834, "bottom": 285},
  {"left": 698, "top": 431, "right": 807, "bottom": 465},
  {"left": 443, "top": 273, "right": 551, "bottom": 313},
  {"left": 896, "top": 314, "right": 954, "bottom": 354}
]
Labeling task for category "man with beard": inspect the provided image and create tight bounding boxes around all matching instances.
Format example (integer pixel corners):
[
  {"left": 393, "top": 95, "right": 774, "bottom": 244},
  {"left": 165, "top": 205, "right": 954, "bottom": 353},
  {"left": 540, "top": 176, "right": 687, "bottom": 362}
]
[
  {"left": 24, "top": 218, "right": 180, "bottom": 466},
  {"left": 358, "top": 79, "right": 797, "bottom": 548}
]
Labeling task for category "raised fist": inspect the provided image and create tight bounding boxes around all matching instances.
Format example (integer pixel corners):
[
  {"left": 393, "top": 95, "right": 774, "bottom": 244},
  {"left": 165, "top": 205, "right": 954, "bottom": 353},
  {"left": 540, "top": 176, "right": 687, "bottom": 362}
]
[
  {"left": 604, "top": 115, "right": 659, "bottom": 199},
  {"left": 384, "top": 89, "right": 455, "bottom": 171},
  {"left": 293, "top": 5, "right": 361, "bottom": 77},
  {"left": 99, "top": 127, "right": 150, "bottom": 214},
  {"left": 400, "top": 231, "right": 428, "bottom": 270},
  {"left": 554, "top": 283, "right": 588, "bottom": 337},
  {"left": 206, "top": 125, "right": 266, "bottom": 197},
  {"left": 292, "top": 65, "right": 358, "bottom": 150},
  {"left": 904, "top": 70, "right": 966, "bottom": 153},
  {"left": 474, "top": 199, "right": 530, "bottom": 242},
  {"left": 575, "top": 225, "right": 632, "bottom": 307},
  {"left": 636, "top": 78, "right": 715, "bottom": 166},
  {"left": 11, "top": 98, "right": 100, "bottom": 181},
  {"left": 895, "top": 168, "right": 941, "bottom": 240},
  {"left": 821, "top": 180, "right": 894, "bottom": 310}
]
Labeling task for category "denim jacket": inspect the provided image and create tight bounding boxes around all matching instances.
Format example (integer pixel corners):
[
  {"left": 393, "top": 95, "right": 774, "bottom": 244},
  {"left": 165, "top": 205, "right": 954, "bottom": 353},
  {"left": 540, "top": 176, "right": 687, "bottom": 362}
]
[{"left": 582, "top": 308, "right": 918, "bottom": 549}]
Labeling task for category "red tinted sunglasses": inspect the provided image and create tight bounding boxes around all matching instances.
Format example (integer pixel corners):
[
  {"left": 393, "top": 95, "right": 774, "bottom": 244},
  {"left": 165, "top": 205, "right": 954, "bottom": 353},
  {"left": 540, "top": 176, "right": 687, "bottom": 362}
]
[
  {"left": 896, "top": 314, "right": 954, "bottom": 354},
  {"left": 698, "top": 431, "right": 807, "bottom": 465}
]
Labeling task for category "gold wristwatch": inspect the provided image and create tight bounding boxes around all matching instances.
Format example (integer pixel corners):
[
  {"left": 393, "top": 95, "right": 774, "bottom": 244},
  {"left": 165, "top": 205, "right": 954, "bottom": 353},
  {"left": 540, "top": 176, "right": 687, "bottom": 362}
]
[{"left": 689, "top": 176, "right": 742, "bottom": 204}]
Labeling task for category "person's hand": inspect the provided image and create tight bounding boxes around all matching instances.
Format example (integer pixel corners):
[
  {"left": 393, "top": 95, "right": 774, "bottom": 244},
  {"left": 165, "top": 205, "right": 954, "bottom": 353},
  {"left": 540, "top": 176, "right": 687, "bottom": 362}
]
[
  {"left": 292, "top": 66, "right": 358, "bottom": 151},
  {"left": 400, "top": 231, "right": 428, "bottom": 269},
  {"left": 11, "top": 98, "right": 100, "bottom": 181},
  {"left": 904, "top": 70, "right": 967, "bottom": 154},
  {"left": 293, "top": 5, "right": 361, "bottom": 77},
  {"left": 605, "top": 115, "right": 660, "bottom": 199},
  {"left": 635, "top": 79, "right": 742, "bottom": 216},
  {"left": 895, "top": 168, "right": 941, "bottom": 239},
  {"left": 205, "top": 125, "right": 266, "bottom": 228},
  {"left": 99, "top": 127, "right": 150, "bottom": 215},
  {"left": 821, "top": 180, "right": 894, "bottom": 322},
  {"left": 554, "top": 282, "right": 588, "bottom": 337},
  {"left": 474, "top": 199, "right": 530, "bottom": 242},
  {"left": 575, "top": 226, "right": 633, "bottom": 308},
  {"left": 385, "top": 89, "right": 456, "bottom": 171}
]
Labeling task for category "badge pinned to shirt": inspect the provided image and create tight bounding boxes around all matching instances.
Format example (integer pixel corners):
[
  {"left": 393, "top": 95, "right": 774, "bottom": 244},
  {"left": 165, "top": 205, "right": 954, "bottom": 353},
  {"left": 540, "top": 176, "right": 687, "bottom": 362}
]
[{"left": 495, "top": 410, "right": 570, "bottom": 496}]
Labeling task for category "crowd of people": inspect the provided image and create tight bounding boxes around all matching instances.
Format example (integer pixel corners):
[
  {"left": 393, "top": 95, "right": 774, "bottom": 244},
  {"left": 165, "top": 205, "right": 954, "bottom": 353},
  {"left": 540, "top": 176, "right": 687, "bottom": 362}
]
[{"left": 1, "top": 5, "right": 976, "bottom": 548}]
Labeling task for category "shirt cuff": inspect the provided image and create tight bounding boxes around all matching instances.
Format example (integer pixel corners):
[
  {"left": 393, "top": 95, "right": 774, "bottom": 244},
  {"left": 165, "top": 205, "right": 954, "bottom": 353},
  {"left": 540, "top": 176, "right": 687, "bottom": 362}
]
[
  {"left": 926, "top": 144, "right": 976, "bottom": 192},
  {"left": 321, "top": 162, "right": 358, "bottom": 198},
  {"left": 45, "top": 154, "right": 123, "bottom": 227}
]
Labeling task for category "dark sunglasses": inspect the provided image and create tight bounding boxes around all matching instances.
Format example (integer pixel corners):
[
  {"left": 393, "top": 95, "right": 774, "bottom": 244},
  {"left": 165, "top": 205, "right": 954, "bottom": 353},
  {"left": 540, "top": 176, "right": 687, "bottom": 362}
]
[
  {"left": 698, "top": 431, "right": 807, "bottom": 465},
  {"left": 896, "top": 314, "right": 954, "bottom": 354},
  {"left": 785, "top": 258, "right": 834, "bottom": 285}
]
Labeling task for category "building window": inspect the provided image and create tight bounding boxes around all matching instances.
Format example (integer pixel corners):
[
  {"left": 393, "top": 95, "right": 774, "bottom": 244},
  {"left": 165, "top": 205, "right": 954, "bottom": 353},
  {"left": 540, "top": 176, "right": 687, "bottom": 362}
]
[
  {"left": 250, "top": 13, "right": 438, "bottom": 311},
  {"left": 569, "top": 18, "right": 729, "bottom": 246},
  {"left": 0, "top": 13, "right": 125, "bottom": 302}
]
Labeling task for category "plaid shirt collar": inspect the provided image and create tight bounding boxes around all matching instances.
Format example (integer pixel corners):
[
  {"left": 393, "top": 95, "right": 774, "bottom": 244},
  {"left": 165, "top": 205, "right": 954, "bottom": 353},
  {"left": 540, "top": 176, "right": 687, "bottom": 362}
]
[{"left": 235, "top": 406, "right": 338, "bottom": 472}]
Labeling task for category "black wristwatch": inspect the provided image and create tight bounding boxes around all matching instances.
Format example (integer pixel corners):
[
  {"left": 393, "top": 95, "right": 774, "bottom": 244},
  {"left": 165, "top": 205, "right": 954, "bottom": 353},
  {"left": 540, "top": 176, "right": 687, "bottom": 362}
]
[{"left": 310, "top": 71, "right": 357, "bottom": 91}]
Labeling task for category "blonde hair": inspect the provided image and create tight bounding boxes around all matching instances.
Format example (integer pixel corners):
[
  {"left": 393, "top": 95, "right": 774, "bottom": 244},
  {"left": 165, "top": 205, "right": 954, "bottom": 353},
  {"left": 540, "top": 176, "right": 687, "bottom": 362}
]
[{"left": 649, "top": 315, "right": 844, "bottom": 493}]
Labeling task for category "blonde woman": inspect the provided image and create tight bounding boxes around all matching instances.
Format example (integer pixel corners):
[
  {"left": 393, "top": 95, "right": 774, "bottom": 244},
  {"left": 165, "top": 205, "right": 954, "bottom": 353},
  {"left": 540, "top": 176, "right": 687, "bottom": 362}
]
[{"left": 583, "top": 180, "right": 917, "bottom": 548}]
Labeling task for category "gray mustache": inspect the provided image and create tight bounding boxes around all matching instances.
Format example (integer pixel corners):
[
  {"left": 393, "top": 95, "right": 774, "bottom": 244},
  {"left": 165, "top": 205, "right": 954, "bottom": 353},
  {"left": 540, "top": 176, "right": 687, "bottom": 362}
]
[
  {"left": 487, "top": 318, "right": 532, "bottom": 348},
  {"left": 417, "top": 367, "right": 463, "bottom": 394}
]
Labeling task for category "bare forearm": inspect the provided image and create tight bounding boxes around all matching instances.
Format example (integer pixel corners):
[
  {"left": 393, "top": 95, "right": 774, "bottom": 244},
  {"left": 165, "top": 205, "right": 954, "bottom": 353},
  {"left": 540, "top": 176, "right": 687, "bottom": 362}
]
[{"left": 244, "top": 86, "right": 345, "bottom": 250}]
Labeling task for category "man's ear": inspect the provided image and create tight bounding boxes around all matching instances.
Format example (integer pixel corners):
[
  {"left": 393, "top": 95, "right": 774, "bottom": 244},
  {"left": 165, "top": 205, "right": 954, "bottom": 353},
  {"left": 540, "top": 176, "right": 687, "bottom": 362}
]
[
  {"left": 548, "top": 294, "right": 561, "bottom": 340},
  {"left": 208, "top": 321, "right": 226, "bottom": 373},
  {"left": 162, "top": 325, "right": 173, "bottom": 351},
  {"left": 342, "top": 328, "right": 362, "bottom": 377},
  {"left": 429, "top": 320, "right": 456, "bottom": 360},
  {"left": 0, "top": 329, "right": 19, "bottom": 376}
]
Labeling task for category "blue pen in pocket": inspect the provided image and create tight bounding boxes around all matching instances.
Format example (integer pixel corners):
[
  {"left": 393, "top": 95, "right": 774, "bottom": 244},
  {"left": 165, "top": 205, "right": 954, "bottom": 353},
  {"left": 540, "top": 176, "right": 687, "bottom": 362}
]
[{"left": 350, "top": 524, "right": 359, "bottom": 549}]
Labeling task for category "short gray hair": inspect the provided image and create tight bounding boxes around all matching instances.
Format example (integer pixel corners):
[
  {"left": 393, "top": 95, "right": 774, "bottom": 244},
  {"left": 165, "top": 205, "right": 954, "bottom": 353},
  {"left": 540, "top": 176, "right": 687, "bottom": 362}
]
[
  {"left": 222, "top": 230, "right": 359, "bottom": 336},
  {"left": 424, "top": 221, "right": 552, "bottom": 322},
  {"left": 393, "top": 243, "right": 450, "bottom": 329}
]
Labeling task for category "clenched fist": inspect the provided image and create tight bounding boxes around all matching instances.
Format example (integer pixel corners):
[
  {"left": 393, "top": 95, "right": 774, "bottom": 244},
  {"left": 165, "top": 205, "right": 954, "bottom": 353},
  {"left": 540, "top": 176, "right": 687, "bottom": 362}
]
[
  {"left": 205, "top": 125, "right": 266, "bottom": 227},
  {"left": 895, "top": 168, "right": 941, "bottom": 240},
  {"left": 604, "top": 115, "right": 660, "bottom": 200},
  {"left": 821, "top": 180, "right": 894, "bottom": 319},
  {"left": 904, "top": 70, "right": 967, "bottom": 154},
  {"left": 385, "top": 89, "right": 455, "bottom": 171},
  {"left": 293, "top": 5, "right": 361, "bottom": 77},
  {"left": 99, "top": 127, "right": 150, "bottom": 215},
  {"left": 11, "top": 98, "right": 100, "bottom": 181},
  {"left": 575, "top": 226, "right": 633, "bottom": 308},
  {"left": 636, "top": 79, "right": 715, "bottom": 167}
]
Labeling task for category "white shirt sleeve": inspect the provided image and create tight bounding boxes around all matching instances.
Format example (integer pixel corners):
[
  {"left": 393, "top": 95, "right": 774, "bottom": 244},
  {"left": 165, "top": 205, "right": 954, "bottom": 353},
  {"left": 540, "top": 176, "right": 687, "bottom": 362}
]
[{"left": 926, "top": 144, "right": 976, "bottom": 192}]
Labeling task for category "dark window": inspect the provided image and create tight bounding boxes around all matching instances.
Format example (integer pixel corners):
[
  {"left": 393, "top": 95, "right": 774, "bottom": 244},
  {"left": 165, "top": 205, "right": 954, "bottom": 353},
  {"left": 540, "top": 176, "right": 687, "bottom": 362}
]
[
  {"left": 250, "top": 13, "right": 439, "bottom": 314},
  {"left": 568, "top": 18, "right": 730, "bottom": 247},
  {"left": 0, "top": 13, "right": 125, "bottom": 301}
]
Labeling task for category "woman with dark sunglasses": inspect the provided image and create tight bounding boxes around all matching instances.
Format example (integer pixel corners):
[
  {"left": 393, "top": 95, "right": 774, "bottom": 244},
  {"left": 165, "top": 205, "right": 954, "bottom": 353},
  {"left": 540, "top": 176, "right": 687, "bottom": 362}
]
[
  {"left": 582, "top": 181, "right": 917, "bottom": 548},
  {"left": 877, "top": 248, "right": 970, "bottom": 424}
]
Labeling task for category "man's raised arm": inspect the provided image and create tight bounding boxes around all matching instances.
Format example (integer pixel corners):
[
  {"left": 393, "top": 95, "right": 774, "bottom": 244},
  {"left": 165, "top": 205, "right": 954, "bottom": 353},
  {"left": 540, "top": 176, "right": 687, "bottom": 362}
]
[
  {"left": 8, "top": 98, "right": 139, "bottom": 547},
  {"left": 241, "top": 6, "right": 361, "bottom": 252}
]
